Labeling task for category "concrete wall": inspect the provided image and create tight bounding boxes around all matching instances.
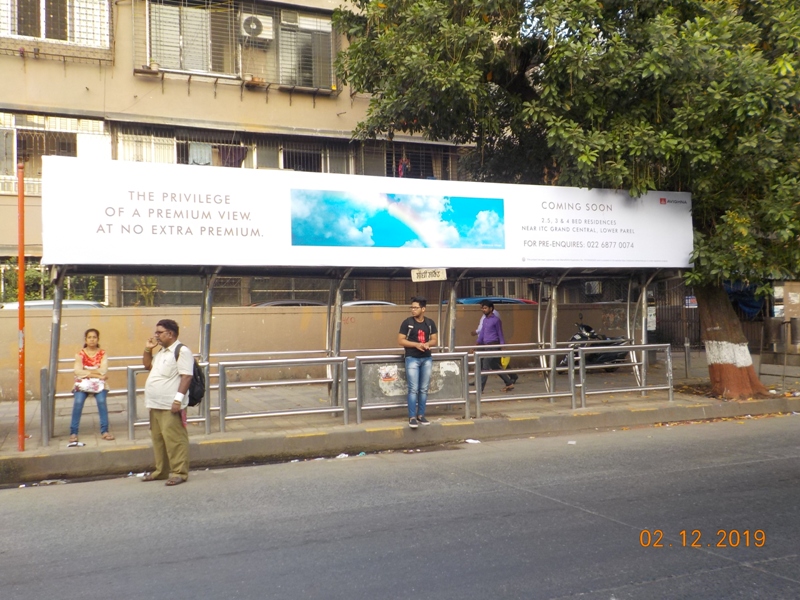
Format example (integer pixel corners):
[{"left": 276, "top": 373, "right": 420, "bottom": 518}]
[{"left": 0, "top": 303, "right": 640, "bottom": 401}]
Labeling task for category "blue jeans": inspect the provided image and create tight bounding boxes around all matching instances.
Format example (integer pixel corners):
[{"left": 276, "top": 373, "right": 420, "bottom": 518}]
[
  {"left": 405, "top": 356, "right": 432, "bottom": 419},
  {"left": 71, "top": 390, "right": 109, "bottom": 435}
]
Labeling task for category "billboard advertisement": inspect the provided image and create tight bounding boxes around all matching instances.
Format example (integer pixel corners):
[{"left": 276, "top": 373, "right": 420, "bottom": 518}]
[{"left": 41, "top": 156, "right": 692, "bottom": 268}]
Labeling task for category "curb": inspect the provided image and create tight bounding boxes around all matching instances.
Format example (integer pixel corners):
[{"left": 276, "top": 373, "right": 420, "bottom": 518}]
[{"left": 2, "top": 396, "right": 799, "bottom": 485}]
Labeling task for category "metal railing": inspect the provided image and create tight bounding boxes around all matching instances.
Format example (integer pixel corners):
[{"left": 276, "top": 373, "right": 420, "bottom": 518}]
[
  {"left": 126, "top": 362, "right": 211, "bottom": 440},
  {"left": 354, "top": 353, "right": 470, "bottom": 424},
  {"left": 474, "top": 348, "right": 577, "bottom": 416},
  {"left": 40, "top": 343, "right": 674, "bottom": 443},
  {"left": 40, "top": 355, "right": 150, "bottom": 445},
  {"left": 218, "top": 356, "right": 349, "bottom": 432},
  {"left": 576, "top": 344, "right": 673, "bottom": 408}
]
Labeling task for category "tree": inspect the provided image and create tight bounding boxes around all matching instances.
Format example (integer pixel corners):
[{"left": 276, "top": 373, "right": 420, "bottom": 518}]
[{"left": 335, "top": 0, "right": 800, "bottom": 398}]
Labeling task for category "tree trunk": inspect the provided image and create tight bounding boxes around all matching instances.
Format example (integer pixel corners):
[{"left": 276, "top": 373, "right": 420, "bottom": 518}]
[{"left": 695, "top": 283, "right": 768, "bottom": 399}]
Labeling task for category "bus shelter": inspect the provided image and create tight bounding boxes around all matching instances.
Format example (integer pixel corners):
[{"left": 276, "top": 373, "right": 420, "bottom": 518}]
[{"left": 36, "top": 157, "right": 693, "bottom": 444}]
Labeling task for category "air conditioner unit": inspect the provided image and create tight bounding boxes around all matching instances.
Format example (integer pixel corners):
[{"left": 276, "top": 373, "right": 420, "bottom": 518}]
[
  {"left": 240, "top": 13, "right": 273, "bottom": 41},
  {"left": 281, "top": 10, "right": 298, "bottom": 26}
]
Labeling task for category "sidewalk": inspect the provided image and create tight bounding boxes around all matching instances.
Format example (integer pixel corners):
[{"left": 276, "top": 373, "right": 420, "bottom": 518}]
[{"left": 2, "top": 352, "right": 799, "bottom": 485}]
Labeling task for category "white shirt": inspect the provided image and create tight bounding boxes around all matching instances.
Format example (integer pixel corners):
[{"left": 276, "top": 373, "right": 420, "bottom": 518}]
[{"left": 144, "top": 340, "right": 194, "bottom": 410}]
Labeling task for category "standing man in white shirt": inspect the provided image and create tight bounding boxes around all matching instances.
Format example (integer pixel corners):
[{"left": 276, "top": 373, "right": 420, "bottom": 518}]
[{"left": 141, "top": 319, "right": 193, "bottom": 486}]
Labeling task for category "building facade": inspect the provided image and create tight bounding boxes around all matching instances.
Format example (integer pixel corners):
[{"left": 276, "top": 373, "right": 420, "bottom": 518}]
[{"left": 0, "top": 0, "right": 463, "bottom": 275}]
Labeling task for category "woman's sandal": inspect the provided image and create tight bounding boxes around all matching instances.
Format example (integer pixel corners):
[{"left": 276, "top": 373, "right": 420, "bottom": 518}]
[
  {"left": 101, "top": 432, "right": 115, "bottom": 441},
  {"left": 165, "top": 477, "right": 185, "bottom": 486},
  {"left": 68, "top": 434, "right": 78, "bottom": 443}
]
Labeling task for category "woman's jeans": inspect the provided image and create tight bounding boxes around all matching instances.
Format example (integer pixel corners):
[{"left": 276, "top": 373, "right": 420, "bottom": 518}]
[
  {"left": 71, "top": 390, "right": 109, "bottom": 435},
  {"left": 405, "top": 356, "right": 432, "bottom": 418}
]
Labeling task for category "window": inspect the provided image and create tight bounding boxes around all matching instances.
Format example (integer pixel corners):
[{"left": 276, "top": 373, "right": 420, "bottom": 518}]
[
  {"left": 18, "top": 130, "right": 76, "bottom": 177},
  {"left": 277, "top": 10, "right": 331, "bottom": 89},
  {"left": 116, "top": 129, "right": 175, "bottom": 163},
  {"left": 0, "top": 129, "right": 13, "bottom": 176},
  {"left": 144, "top": 1, "right": 335, "bottom": 90},
  {"left": 241, "top": 6, "right": 334, "bottom": 89},
  {"left": 177, "top": 140, "right": 250, "bottom": 168},
  {"left": 280, "top": 140, "right": 350, "bottom": 173},
  {"left": 0, "top": 0, "right": 110, "bottom": 47},
  {"left": 150, "top": 1, "right": 230, "bottom": 72}
]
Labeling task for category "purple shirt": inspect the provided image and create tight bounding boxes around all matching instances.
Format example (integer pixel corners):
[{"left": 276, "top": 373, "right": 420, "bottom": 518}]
[{"left": 477, "top": 313, "right": 505, "bottom": 346}]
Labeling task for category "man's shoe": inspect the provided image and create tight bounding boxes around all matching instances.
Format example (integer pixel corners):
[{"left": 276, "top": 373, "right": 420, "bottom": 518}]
[
  {"left": 409, "top": 417, "right": 419, "bottom": 429},
  {"left": 417, "top": 416, "right": 430, "bottom": 426}
]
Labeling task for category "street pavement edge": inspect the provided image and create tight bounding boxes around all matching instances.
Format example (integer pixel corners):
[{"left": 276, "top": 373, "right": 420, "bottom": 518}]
[{"left": 2, "top": 395, "right": 799, "bottom": 485}]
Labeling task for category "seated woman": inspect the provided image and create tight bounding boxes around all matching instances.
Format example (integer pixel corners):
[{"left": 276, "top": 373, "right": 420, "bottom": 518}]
[{"left": 70, "top": 328, "right": 114, "bottom": 442}]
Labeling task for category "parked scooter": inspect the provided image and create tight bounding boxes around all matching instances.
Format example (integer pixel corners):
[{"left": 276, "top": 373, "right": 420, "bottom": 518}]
[{"left": 559, "top": 321, "right": 630, "bottom": 372}]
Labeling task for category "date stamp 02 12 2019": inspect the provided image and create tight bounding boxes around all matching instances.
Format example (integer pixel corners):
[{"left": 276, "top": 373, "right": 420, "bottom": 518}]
[{"left": 639, "top": 529, "right": 766, "bottom": 548}]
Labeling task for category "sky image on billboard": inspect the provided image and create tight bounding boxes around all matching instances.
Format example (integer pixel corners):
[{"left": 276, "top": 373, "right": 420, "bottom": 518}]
[{"left": 291, "top": 189, "right": 505, "bottom": 249}]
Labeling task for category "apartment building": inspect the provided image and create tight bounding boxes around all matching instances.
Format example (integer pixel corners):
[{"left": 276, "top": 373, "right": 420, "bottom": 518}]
[{"left": 0, "top": 0, "right": 465, "bottom": 303}]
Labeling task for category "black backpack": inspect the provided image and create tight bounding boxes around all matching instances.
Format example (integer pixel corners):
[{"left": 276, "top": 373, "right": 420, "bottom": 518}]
[{"left": 174, "top": 344, "right": 206, "bottom": 407}]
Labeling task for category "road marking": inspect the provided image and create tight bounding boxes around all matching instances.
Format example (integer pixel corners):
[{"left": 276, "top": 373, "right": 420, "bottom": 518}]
[
  {"left": 442, "top": 421, "right": 475, "bottom": 427},
  {"left": 630, "top": 408, "right": 658, "bottom": 412},
  {"left": 509, "top": 416, "right": 540, "bottom": 422},
  {"left": 365, "top": 427, "right": 403, "bottom": 433},
  {"left": 198, "top": 438, "right": 243, "bottom": 445},
  {"left": 285, "top": 432, "right": 327, "bottom": 439},
  {"left": 572, "top": 412, "right": 601, "bottom": 416}
]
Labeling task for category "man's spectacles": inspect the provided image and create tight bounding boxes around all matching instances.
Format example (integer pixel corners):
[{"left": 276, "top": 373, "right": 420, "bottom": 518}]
[{"left": 154, "top": 330, "right": 168, "bottom": 335}]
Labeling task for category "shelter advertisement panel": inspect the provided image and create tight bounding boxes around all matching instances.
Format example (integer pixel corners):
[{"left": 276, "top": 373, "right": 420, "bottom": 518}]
[{"left": 41, "top": 157, "right": 693, "bottom": 268}]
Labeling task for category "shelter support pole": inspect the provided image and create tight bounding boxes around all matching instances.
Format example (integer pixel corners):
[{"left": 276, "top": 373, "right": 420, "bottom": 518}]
[
  {"left": 640, "top": 275, "right": 649, "bottom": 395},
  {"left": 46, "top": 267, "right": 65, "bottom": 444},
  {"left": 39, "top": 367, "right": 49, "bottom": 447},
  {"left": 447, "top": 270, "right": 467, "bottom": 353},
  {"left": 448, "top": 283, "right": 458, "bottom": 353},
  {"left": 199, "top": 269, "right": 219, "bottom": 434},
  {"left": 326, "top": 280, "right": 335, "bottom": 355},
  {"left": 329, "top": 269, "right": 351, "bottom": 407},
  {"left": 627, "top": 276, "right": 642, "bottom": 386},
  {"left": 639, "top": 271, "right": 659, "bottom": 396},
  {"left": 17, "top": 162, "right": 25, "bottom": 451},
  {"left": 437, "top": 281, "right": 445, "bottom": 348},
  {"left": 549, "top": 281, "right": 558, "bottom": 402}
]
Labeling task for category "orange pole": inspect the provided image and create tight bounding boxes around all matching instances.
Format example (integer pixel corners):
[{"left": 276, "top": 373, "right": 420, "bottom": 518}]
[{"left": 17, "top": 162, "right": 25, "bottom": 451}]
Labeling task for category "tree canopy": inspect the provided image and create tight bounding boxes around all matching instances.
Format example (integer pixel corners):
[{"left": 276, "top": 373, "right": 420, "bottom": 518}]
[{"left": 334, "top": 0, "right": 800, "bottom": 288}]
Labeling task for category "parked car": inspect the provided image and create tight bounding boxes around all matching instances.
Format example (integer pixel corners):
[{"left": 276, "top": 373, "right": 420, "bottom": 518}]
[
  {"left": 456, "top": 297, "right": 532, "bottom": 305},
  {"left": 0, "top": 300, "right": 105, "bottom": 309},
  {"left": 342, "top": 300, "right": 397, "bottom": 306},
  {"left": 253, "top": 300, "right": 326, "bottom": 307}
]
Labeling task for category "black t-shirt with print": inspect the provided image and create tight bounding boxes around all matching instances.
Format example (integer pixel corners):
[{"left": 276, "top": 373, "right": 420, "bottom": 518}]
[{"left": 399, "top": 316, "right": 438, "bottom": 358}]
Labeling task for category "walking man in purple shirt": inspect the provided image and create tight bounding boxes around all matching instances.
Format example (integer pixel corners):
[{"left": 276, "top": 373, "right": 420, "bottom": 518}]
[{"left": 476, "top": 300, "right": 516, "bottom": 392}]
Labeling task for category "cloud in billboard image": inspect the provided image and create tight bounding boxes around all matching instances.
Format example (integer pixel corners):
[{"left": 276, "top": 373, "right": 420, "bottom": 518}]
[{"left": 291, "top": 190, "right": 505, "bottom": 249}]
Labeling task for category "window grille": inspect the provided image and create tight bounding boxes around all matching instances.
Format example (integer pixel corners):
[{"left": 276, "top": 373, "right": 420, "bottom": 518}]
[
  {"left": 135, "top": 0, "right": 338, "bottom": 91},
  {"left": 113, "top": 125, "right": 358, "bottom": 174},
  {"left": 115, "top": 126, "right": 176, "bottom": 163},
  {"left": 0, "top": 0, "right": 111, "bottom": 62},
  {"left": 0, "top": 111, "right": 107, "bottom": 194},
  {"left": 357, "top": 141, "right": 461, "bottom": 180}
]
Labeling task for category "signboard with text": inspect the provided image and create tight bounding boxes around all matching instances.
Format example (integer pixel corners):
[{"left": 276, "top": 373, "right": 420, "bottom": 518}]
[{"left": 41, "top": 157, "right": 693, "bottom": 268}]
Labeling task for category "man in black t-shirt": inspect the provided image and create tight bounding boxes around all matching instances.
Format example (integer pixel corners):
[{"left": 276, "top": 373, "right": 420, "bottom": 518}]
[{"left": 398, "top": 297, "right": 438, "bottom": 429}]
